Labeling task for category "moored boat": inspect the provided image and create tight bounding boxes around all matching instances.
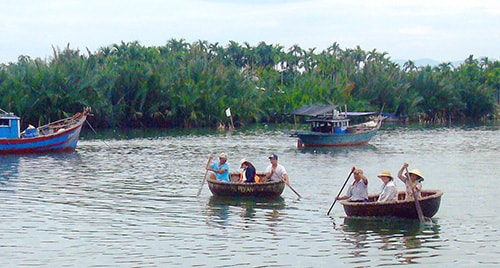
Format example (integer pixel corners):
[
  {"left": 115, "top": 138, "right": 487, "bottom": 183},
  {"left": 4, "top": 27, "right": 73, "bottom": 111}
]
[
  {"left": 0, "top": 108, "right": 91, "bottom": 154},
  {"left": 290, "top": 104, "right": 385, "bottom": 147},
  {"left": 340, "top": 190, "right": 443, "bottom": 219},
  {"left": 207, "top": 172, "right": 285, "bottom": 197}
]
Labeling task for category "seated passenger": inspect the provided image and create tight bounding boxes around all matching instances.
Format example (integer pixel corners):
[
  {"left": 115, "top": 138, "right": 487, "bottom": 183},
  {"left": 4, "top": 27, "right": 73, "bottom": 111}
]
[
  {"left": 239, "top": 159, "right": 259, "bottom": 183},
  {"left": 377, "top": 170, "right": 398, "bottom": 202}
]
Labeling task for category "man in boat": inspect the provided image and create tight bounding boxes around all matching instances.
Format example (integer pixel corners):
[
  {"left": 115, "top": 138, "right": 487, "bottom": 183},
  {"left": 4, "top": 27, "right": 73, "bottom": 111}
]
[
  {"left": 206, "top": 153, "right": 230, "bottom": 182},
  {"left": 397, "top": 163, "right": 424, "bottom": 201},
  {"left": 336, "top": 167, "right": 369, "bottom": 202},
  {"left": 377, "top": 170, "right": 398, "bottom": 202},
  {"left": 263, "top": 154, "right": 289, "bottom": 184}
]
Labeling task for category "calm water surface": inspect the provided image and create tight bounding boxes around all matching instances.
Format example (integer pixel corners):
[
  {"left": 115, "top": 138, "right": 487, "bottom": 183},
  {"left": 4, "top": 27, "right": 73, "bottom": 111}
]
[{"left": 0, "top": 124, "right": 499, "bottom": 267}]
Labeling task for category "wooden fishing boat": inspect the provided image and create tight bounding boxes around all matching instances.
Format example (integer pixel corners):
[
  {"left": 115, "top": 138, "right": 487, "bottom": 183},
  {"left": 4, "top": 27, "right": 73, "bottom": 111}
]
[
  {"left": 340, "top": 190, "right": 443, "bottom": 219},
  {"left": 206, "top": 173, "right": 285, "bottom": 197},
  {"left": 290, "top": 104, "right": 385, "bottom": 147},
  {"left": 0, "top": 107, "right": 90, "bottom": 154}
]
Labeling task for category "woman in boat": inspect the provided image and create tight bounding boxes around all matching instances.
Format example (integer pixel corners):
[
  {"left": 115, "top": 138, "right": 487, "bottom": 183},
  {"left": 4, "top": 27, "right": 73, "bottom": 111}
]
[
  {"left": 377, "top": 170, "right": 398, "bottom": 202},
  {"left": 239, "top": 159, "right": 259, "bottom": 183},
  {"left": 206, "top": 153, "right": 230, "bottom": 182},
  {"left": 397, "top": 163, "right": 424, "bottom": 201},
  {"left": 336, "top": 167, "right": 368, "bottom": 202}
]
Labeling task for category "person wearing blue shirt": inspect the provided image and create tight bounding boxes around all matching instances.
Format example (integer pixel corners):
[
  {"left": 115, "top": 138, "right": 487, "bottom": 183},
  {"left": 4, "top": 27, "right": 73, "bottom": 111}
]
[{"left": 206, "top": 152, "right": 230, "bottom": 182}]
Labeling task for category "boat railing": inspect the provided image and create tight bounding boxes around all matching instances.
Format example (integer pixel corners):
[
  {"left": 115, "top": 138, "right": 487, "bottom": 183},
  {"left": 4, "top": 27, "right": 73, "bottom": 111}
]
[
  {"left": 208, "top": 178, "right": 284, "bottom": 185},
  {"left": 348, "top": 190, "right": 443, "bottom": 205},
  {"left": 347, "top": 116, "right": 386, "bottom": 133},
  {"left": 0, "top": 108, "right": 17, "bottom": 118},
  {"left": 36, "top": 108, "right": 90, "bottom": 136}
]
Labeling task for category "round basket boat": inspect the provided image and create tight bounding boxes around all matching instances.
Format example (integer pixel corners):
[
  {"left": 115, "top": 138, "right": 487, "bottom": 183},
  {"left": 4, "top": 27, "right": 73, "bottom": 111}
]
[
  {"left": 340, "top": 190, "right": 443, "bottom": 219},
  {"left": 206, "top": 173, "right": 285, "bottom": 197}
]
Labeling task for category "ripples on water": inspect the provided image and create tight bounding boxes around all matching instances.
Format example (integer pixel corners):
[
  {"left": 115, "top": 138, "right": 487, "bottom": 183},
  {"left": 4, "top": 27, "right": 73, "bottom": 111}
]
[{"left": 0, "top": 125, "right": 499, "bottom": 267}]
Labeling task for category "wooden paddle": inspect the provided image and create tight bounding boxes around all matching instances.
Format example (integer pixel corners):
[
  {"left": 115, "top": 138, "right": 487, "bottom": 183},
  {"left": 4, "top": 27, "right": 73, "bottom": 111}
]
[
  {"left": 327, "top": 167, "right": 355, "bottom": 215},
  {"left": 271, "top": 170, "right": 301, "bottom": 198},
  {"left": 286, "top": 181, "right": 301, "bottom": 198},
  {"left": 196, "top": 153, "right": 213, "bottom": 197},
  {"left": 405, "top": 167, "right": 425, "bottom": 223}
]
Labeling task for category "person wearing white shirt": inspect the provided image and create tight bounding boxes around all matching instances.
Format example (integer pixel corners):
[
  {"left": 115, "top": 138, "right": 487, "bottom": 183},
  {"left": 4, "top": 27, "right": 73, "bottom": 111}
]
[
  {"left": 377, "top": 170, "right": 398, "bottom": 202},
  {"left": 264, "top": 153, "right": 290, "bottom": 184}
]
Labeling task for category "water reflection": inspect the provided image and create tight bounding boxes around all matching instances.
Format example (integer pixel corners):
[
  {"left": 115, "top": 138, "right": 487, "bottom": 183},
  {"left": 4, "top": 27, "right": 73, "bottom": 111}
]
[
  {"left": 0, "top": 155, "right": 19, "bottom": 190},
  {"left": 206, "top": 196, "right": 285, "bottom": 228},
  {"left": 342, "top": 217, "right": 439, "bottom": 235},
  {"left": 1, "top": 153, "right": 83, "bottom": 193},
  {"left": 339, "top": 217, "right": 442, "bottom": 264},
  {"left": 297, "top": 144, "right": 378, "bottom": 156},
  {"left": 208, "top": 195, "right": 286, "bottom": 209}
]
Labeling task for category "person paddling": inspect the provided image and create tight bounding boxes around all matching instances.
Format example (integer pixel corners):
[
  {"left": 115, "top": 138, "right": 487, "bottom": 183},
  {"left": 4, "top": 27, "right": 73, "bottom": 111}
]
[
  {"left": 263, "top": 154, "right": 289, "bottom": 184},
  {"left": 336, "top": 167, "right": 368, "bottom": 202},
  {"left": 397, "top": 163, "right": 424, "bottom": 201},
  {"left": 206, "top": 153, "right": 230, "bottom": 182}
]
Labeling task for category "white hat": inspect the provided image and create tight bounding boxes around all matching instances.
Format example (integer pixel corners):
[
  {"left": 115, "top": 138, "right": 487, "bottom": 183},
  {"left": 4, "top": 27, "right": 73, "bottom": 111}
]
[
  {"left": 219, "top": 152, "right": 228, "bottom": 159},
  {"left": 377, "top": 170, "right": 393, "bottom": 180}
]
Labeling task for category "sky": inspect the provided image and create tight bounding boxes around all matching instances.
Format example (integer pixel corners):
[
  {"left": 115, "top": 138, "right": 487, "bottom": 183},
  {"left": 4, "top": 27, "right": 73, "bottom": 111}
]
[{"left": 1, "top": 0, "right": 499, "bottom": 64}]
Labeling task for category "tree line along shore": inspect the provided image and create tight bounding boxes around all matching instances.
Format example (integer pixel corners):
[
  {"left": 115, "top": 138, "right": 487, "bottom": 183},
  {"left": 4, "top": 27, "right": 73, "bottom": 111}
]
[{"left": 1, "top": 39, "right": 498, "bottom": 129}]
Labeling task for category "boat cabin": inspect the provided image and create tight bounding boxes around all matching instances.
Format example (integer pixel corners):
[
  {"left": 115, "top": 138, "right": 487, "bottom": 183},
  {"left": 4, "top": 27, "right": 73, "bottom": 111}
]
[
  {"left": 291, "top": 104, "right": 379, "bottom": 135},
  {"left": 308, "top": 117, "right": 350, "bottom": 134},
  {"left": 0, "top": 111, "right": 21, "bottom": 139},
  {"left": 292, "top": 104, "right": 352, "bottom": 134}
]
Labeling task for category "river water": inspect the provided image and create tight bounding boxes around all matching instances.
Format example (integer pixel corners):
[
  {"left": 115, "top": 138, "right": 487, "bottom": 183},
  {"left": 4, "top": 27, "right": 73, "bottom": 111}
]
[{"left": 0, "top": 124, "right": 499, "bottom": 267}]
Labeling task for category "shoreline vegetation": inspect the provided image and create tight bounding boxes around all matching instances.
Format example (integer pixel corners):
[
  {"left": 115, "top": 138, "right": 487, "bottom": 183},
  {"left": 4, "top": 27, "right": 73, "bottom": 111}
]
[{"left": 1, "top": 39, "right": 499, "bottom": 129}]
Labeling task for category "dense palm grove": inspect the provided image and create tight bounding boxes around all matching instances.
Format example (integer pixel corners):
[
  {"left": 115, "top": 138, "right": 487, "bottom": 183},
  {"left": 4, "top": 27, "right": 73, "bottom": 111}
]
[{"left": 0, "top": 39, "right": 498, "bottom": 129}]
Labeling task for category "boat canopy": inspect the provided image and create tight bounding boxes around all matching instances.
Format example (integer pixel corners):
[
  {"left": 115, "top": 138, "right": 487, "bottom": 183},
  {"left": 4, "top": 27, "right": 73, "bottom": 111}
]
[
  {"left": 306, "top": 117, "right": 349, "bottom": 123},
  {"left": 292, "top": 105, "right": 338, "bottom": 117},
  {"left": 344, "top": 112, "right": 376, "bottom": 116},
  {"left": 292, "top": 104, "right": 376, "bottom": 117}
]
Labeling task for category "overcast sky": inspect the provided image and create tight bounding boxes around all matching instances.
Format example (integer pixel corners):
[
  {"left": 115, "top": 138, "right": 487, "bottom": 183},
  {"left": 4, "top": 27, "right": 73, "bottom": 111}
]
[{"left": 1, "top": 0, "right": 499, "bottom": 64}]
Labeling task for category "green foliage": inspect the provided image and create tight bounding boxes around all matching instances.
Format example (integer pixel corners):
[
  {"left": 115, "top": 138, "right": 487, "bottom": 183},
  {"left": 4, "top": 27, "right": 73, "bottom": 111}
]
[{"left": 0, "top": 41, "right": 498, "bottom": 128}]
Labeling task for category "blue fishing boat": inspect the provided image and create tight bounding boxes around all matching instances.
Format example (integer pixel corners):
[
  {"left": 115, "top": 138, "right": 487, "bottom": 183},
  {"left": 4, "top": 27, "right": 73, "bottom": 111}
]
[
  {"left": 0, "top": 108, "right": 90, "bottom": 154},
  {"left": 290, "top": 105, "right": 384, "bottom": 147}
]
